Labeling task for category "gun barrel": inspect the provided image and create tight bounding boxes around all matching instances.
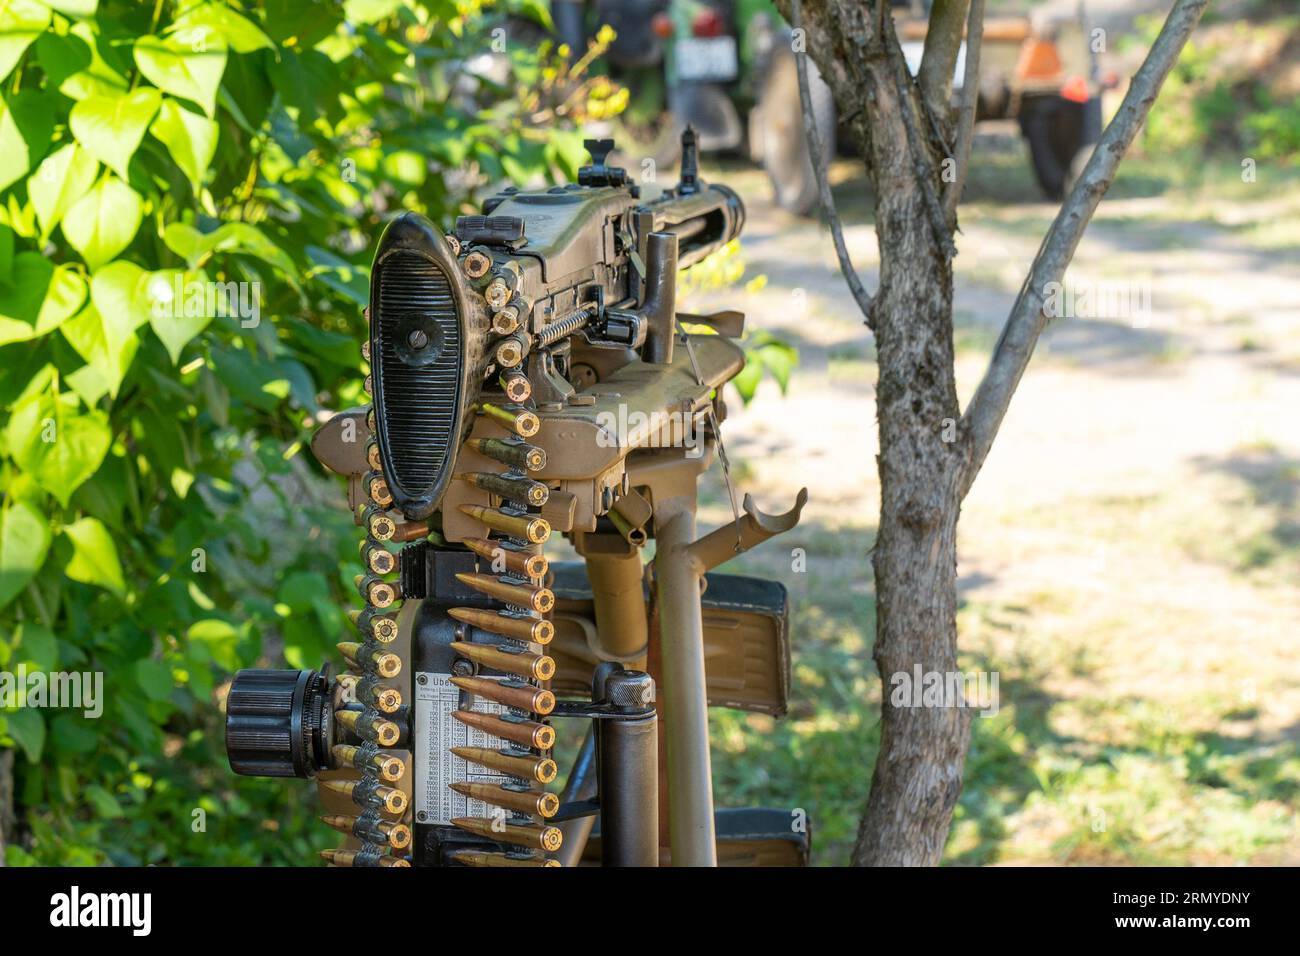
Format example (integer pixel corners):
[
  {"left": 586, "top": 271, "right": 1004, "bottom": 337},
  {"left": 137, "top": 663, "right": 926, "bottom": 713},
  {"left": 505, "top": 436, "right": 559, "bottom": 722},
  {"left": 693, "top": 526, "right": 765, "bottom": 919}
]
[{"left": 642, "top": 183, "right": 745, "bottom": 270}]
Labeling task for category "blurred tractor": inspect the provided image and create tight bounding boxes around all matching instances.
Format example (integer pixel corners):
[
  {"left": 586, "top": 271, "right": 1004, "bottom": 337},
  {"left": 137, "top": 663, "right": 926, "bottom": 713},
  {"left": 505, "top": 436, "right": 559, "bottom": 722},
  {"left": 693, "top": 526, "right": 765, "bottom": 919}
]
[
  {"left": 529, "top": 2, "right": 1111, "bottom": 210},
  {"left": 893, "top": 0, "right": 1114, "bottom": 199},
  {"left": 553, "top": 0, "right": 836, "bottom": 216}
]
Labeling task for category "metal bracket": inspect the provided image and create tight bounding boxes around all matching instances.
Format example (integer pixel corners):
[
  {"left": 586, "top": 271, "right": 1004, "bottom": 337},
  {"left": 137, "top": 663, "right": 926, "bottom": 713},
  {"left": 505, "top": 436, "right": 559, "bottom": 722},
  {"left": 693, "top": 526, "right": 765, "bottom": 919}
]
[{"left": 686, "top": 488, "right": 809, "bottom": 573}]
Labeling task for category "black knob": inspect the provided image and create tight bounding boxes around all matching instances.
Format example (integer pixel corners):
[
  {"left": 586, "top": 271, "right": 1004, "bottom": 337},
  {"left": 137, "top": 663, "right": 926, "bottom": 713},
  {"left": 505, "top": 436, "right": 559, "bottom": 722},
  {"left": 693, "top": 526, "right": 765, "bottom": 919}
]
[
  {"left": 583, "top": 137, "right": 615, "bottom": 167},
  {"left": 606, "top": 670, "right": 656, "bottom": 713},
  {"left": 578, "top": 138, "right": 628, "bottom": 187},
  {"left": 225, "top": 669, "right": 333, "bottom": 778}
]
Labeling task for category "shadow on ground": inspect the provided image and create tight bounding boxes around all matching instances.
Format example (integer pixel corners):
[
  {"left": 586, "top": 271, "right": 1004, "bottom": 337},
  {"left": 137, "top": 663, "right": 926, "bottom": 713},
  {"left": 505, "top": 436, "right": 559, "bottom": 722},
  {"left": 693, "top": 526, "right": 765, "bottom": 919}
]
[{"left": 1192, "top": 446, "right": 1300, "bottom": 572}]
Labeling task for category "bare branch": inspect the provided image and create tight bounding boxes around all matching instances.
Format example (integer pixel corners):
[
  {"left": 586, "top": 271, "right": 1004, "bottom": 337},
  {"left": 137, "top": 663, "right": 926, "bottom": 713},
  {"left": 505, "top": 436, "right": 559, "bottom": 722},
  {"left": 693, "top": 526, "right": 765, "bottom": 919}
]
[
  {"left": 917, "top": 0, "right": 971, "bottom": 130},
  {"left": 958, "top": 0, "right": 1210, "bottom": 500},
  {"left": 791, "top": 0, "right": 876, "bottom": 324},
  {"left": 943, "top": 0, "right": 985, "bottom": 223}
]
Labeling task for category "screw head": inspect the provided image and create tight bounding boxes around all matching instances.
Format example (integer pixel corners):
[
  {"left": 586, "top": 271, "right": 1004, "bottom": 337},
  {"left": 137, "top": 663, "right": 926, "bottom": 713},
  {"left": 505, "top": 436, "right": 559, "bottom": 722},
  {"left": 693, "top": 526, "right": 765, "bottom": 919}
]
[{"left": 408, "top": 329, "right": 429, "bottom": 350}]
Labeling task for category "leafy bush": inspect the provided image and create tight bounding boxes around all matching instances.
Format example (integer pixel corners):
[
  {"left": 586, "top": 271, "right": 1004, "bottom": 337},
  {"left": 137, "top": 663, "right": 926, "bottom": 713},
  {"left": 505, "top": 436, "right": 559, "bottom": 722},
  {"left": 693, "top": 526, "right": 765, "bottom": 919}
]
[
  {"left": 1132, "top": 15, "right": 1300, "bottom": 164},
  {"left": 676, "top": 238, "right": 796, "bottom": 406},
  {"left": 0, "top": 0, "right": 595, "bottom": 865}
]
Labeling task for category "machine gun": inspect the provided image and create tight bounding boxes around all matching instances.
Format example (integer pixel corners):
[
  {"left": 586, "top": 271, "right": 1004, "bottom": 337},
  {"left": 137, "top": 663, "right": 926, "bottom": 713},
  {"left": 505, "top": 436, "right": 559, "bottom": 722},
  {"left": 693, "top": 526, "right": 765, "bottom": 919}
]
[{"left": 224, "top": 131, "right": 808, "bottom": 867}]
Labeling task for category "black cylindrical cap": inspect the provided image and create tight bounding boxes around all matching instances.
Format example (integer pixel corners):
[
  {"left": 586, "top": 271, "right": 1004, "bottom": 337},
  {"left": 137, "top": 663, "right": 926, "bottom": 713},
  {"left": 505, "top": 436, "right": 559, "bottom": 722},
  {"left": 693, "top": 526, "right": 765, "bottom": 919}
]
[{"left": 225, "top": 669, "right": 333, "bottom": 778}]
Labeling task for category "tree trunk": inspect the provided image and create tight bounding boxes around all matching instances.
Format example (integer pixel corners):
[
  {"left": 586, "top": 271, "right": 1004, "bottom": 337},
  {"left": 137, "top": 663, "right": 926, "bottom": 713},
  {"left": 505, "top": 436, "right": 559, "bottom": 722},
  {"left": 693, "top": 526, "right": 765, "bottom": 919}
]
[
  {"left": 862, "top": 106, "right": 968, "bottom": 863},
  {"left": 781, "top": 0, "right": 971, "bottom": 866},
  {"left": 853, "top": 26, "right": 968, "bottom": 867},
  {"left": 780, "top": 0, "right": 1208, "bottom": 865}
]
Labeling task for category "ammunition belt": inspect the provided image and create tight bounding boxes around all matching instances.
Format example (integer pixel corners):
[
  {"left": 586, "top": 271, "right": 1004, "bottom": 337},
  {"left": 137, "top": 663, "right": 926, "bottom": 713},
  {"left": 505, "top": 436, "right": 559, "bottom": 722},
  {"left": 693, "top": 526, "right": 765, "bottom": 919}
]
[{"left": 323, "top": 364, "right": 560, "bottom": 867}]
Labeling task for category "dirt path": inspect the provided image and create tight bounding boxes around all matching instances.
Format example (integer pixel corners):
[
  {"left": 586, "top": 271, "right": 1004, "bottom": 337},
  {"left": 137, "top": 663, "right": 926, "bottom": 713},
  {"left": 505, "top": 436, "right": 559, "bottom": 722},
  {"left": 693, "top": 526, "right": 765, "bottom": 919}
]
[{"left": 692, "top": 145, "right": 1300, "bottom": 864}]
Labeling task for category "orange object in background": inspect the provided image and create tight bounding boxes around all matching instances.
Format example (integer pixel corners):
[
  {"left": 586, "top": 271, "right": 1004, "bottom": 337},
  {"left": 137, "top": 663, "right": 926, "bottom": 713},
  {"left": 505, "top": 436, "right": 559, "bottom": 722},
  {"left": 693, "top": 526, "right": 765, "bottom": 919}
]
[
  {"left": 1060, "top": 75, "right": 1091, "bottom": 103},
  {"left": 1016, "top": 37, "right": 1064, "bottom": 83}
]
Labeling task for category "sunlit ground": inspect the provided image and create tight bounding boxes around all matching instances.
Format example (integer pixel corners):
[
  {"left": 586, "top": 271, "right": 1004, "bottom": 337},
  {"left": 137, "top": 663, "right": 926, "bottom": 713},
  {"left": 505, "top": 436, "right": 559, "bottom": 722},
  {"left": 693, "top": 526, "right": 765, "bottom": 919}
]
[{"left": 685, "top": 135, "right": 1300, "bottom": 865}]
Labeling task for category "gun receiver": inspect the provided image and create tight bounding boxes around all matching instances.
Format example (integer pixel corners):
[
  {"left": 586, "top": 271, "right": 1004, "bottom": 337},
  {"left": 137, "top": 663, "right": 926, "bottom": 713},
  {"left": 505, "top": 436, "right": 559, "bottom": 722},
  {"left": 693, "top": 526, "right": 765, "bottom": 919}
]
[
  {"left": 367, "top": 127, "right": 743, "bottom": 522},
  {"left": 227, "top": 130, "right": 810, "bottom": 869}
]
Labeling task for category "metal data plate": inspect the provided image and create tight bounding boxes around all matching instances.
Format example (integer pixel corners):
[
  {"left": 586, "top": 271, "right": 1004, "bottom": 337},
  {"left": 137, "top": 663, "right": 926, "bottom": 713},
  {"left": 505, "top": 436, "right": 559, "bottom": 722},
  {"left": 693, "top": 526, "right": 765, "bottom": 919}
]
[
  {"left": 412, "top": 672, "right": 511, "bottom": 825},
  {"left": 675, "top": 37, "right": 739, "bottom": 83}
]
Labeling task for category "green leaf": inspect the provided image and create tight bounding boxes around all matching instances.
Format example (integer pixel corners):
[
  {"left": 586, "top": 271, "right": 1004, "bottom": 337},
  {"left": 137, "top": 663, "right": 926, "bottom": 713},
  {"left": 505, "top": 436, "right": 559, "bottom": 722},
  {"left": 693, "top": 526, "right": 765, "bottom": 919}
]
[
  {"left": 0, "top": 0, "right": 50, "bottom": 86},
  {"left": 731, "top": 355, "right": 762, "bottom": 405},
  {"left": 60, "top": 301, "right": 139, "bottom": 397},
  {"left": 149, "top": 97, "right": 218, "bottom": 192},
  {"left": 5, "top": 708, "right": 45, "bottom": 762},
  {"left": 62, "top": 262, "right": 144, "bottom": 389},
  {"left": 67, "top": 446, "right": 127, "bottom": 529},
  {"left": 145, "top": 267, "right": 212, "bottom": 363},
  {"left": 0, "top": 221, "right": 11, "bottom": 281},
  {"left": 0, "top": 89, "right": 55, "bottom": 192},
  {"left": 5, "top": 387, "right": 111, "bottom": 506},
  {"left": 755, "top": 341, "right": 797, "bottom": 393},
  {"left": 54, "top": 22, "right": 129, "bottom": 101},
  {"left": 63, "top": 515, "right": 125, "bottom": 595},
  {"left": 34, "top": 30, "right": 91, "bottom": 88},
  {"left": 305, "top": 245, "right": 365, "bottom": 303},
  {"left": 734, "top": 335, "right": 799, "bottom": 404},
  {"left": 0, "top": 351, "right": 52, "bottom": 408},
  {"left": 62, "top": 175, "right": 142, "bottom": 269},
  {"left": 133, "top": 31, "right": 228, "bottom": 119},
  {"left": 266, "top": 47, "right": 344, "bottom": 126},
  {"left": 63, "top": 360, "right": 110, "bottom": 406},
  {"left": 289, "top": 316, "right": 359, "bottom": 366},
  {"left": 263, "top": 0, "right": 343, "bottom": 48},
  {"left": 278, "top": 571, "right": 329, "bottom": 611},
  {"left": 12, "top": 621, "right": 57, "bottom": 669},
  {"left": 83, "top": 783, "right": 124, "bottom": 819},
  {"left": 89, "top": 258, "right": 151, "bottom": 332},
  {"left": 45, "top": 0, "right": 96, "bottom": 13},
  {"left": 164, "top": 221, "right": 297, "bottom": 280},
  {"left": 187, "top": 619, "right": 238, "bottom": 671},
  {"left": 69, "top": 88, "right": 162, "bottom": 180},
  {"left": 173, "top": 3, "right": 273, "bottom": 54},
  {"left": 0, "top": 251, "right": 50, "bottom": 345},
  {"left": 343, "top": 0, "right": 402, "bottom": 25},
  {"left": 0, "top": 499, "right": 51, "bottom": 610},
  {"left": 48, "top": 713, "right": 99, "bottom": 756},
  {"left": 34, "top": 264, "right": 86, "bottom": 337},
  {"left": 281, "top": 614, "right": 325, "bottom": 671},
  {"left": 29, "top": 143, "right": 99, "bottom": 238},
  {"left": 42, "top": 0, "right": 98, "bottom": 15},
  {"left": 134, "top": 658, "right": 173, "bottom": 702},
  {"left": 0, "top": 254, "right": 85, "bottom": 345}
]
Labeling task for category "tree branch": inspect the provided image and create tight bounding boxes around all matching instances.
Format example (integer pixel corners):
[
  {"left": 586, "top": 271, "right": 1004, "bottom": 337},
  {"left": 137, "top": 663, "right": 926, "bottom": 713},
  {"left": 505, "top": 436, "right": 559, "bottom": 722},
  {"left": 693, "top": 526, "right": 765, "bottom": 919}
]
[
  {"left": 917, "top": 0, "right": 970, "bottom": 129},
  {"left": 958, "top": 0, "right": 1210, "bottom": 500},
  {"left": 791, "top": 0, "right": 876, "bottom": 325},
  {"left": 943, "top": 0, "right": 985, "bottom": 223}
]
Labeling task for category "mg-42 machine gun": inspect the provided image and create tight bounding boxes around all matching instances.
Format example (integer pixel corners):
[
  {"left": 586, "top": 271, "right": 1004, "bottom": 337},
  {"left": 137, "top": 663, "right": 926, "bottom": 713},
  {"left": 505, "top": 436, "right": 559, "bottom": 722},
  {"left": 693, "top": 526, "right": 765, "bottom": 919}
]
[{"left": 224, "top": 131, "right": 809, "bottom": 867}]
